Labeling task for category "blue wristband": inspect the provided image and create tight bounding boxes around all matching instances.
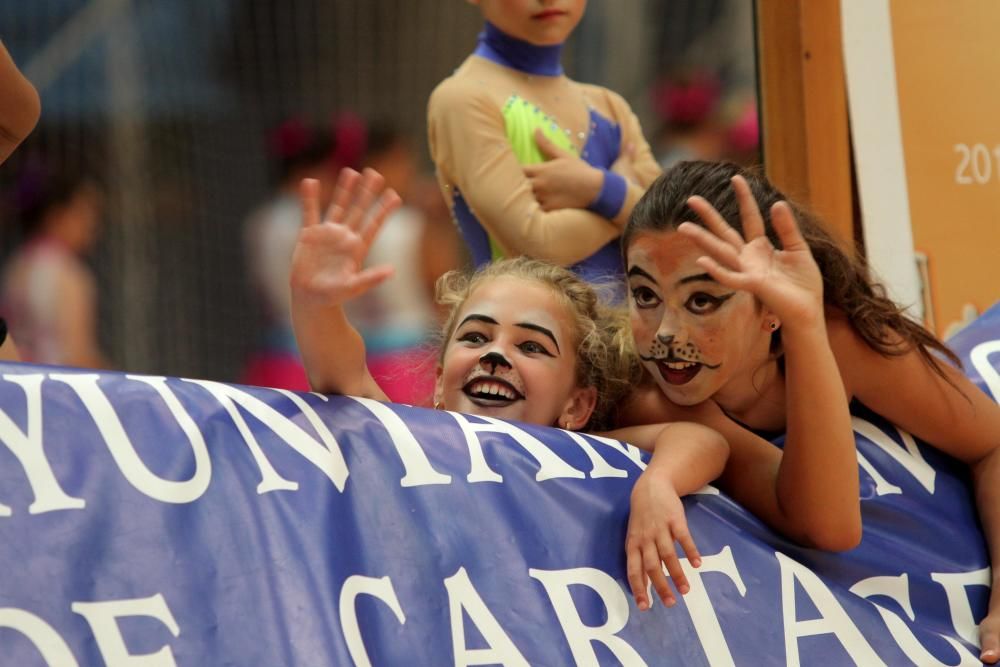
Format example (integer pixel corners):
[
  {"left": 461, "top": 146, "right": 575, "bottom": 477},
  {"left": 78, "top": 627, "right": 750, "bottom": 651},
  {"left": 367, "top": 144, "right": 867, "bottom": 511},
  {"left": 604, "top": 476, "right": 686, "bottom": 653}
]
[{"left": 587, "top": 170, "right": 627, "bottom": 220}]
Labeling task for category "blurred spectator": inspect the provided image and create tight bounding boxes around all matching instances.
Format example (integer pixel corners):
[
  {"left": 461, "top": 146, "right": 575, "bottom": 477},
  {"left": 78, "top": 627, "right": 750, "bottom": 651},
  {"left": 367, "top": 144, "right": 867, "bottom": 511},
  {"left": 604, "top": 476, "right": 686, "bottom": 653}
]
[
  {"left": 650, "top": 70, "right": 759, "bottom": 168},
  {"left": 651, "top": 70, "right": 726, "bottom": 169},
  {"left": 720, "top": 95, "right": 760, "bottom": 166},
  {"left": 0, "top": 162, "right": 110, "bottom": 368},
  {"left": 241, "top": 117, "right": 338, "bottom": 390},
  {"left": 345, "top": 122, "right": 448, "bottom": 405}
]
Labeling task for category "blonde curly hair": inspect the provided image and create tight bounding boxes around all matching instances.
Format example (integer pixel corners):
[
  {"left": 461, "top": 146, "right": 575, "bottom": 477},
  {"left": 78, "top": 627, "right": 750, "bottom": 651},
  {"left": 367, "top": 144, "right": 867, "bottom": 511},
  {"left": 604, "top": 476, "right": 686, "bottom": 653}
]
[{"left": 434, "top": 257, "right": 640, "bottom": 430}]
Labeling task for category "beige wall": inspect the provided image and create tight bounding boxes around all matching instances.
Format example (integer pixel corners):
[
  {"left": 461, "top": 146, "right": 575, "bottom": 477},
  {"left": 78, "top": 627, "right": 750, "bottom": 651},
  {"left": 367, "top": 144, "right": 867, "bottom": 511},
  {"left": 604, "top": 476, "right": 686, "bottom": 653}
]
[{"left": 889, "top": 1, "right": 1000, "bottom": 335}]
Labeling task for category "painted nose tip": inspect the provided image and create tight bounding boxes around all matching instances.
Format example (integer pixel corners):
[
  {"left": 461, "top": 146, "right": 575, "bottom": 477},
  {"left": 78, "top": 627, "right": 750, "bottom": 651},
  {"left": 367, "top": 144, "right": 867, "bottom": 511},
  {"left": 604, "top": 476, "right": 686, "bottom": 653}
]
[{"left": 479, "top": 351, "right": 511, "bottom": 372}]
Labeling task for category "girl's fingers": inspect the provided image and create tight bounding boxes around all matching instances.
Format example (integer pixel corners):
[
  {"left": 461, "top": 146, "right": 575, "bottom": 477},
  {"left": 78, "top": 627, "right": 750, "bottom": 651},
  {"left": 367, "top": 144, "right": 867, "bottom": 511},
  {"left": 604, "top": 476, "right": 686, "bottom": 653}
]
[
  {"left": 342, "top": 169, "right": 385, "bottom": 232},
  {"left": 695, "top": 256, "right": 749, "bottom": 291},
  {"left": 643, "top": 543, "right": 675, "bottom": 607},
  {"left": 980, "top": 618, "right": 1000, "bottom": 664},
  {"left": 359, "top": 189, "right": 402, "bottom": 246},
  {"left": 770, "top": 201, "right": 809, "bottom": 252},
  {"left": 687, "top": 195, "right": 745, "bottom": 248},
  {"left": 325, "top": 168, "right": 362, "bottom": 225},
  {"left": 625, "top": 544, "right": 649, "bottom": 610},
  {"left": 731, "top": 175, "right": 767, "bottom": 241},
  {"left": 676, "top": 527, "right": 702, "bottom": 569},
  {"left": 656, "top": 535, "right": 688, "bottom": 596},
  {"left": 677, "top": 222, "right": 743, "bottom": 271},
  {"left": 534, "top": 128, "right": 570, "bottom": 160},
  {"left": 346, "top": 265, "right": 395, "bottom": 295},
  {"left": 299, "top": 178, "right": 321, "bottom": 228}
]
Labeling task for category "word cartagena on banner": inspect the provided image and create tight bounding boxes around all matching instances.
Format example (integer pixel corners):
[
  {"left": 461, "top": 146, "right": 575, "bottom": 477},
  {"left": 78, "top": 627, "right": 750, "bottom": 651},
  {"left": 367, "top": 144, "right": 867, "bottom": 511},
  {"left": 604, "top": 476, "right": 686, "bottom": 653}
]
[{"left": 1, "top": 302, "right": 998, "bottom": 665}]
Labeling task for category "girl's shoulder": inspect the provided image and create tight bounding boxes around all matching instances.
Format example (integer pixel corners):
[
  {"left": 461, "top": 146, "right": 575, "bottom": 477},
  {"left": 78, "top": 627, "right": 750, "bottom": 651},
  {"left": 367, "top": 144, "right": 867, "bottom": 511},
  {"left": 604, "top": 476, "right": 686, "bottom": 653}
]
[{"left": 823, "top": 305, "right": 899, "bottom": 360}]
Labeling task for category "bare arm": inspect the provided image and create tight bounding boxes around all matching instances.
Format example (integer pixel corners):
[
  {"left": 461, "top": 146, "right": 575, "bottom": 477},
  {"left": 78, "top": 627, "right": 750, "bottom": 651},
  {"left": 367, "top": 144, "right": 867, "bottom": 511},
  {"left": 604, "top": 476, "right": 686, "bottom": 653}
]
[
  {"left": 622, "top": 386, "right": 859, "bottom": 550},
  {"left": 604, "top": 421, "right": 728, "bottom": 610},
  {"left": 772, "top": 312, "right": 859, "bottom": 549},
  {"left": 680, "top": 178, "right": 861, "bottom": 550},
  {"left": 0, "top": 39, "right": 40, "bottom": 164},
  {"left": 829, "top": 316, "right": 1000, "bottom": 662},
  {"left": 289, "top": 170, "right": 399, "bottom": 400}
]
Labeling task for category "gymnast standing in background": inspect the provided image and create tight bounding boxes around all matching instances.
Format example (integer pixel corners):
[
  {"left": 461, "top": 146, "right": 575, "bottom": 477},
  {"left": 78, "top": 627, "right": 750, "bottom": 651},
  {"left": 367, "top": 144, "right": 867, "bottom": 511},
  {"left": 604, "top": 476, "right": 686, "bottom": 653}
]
[{"left": 428, "top": 0, "right": 660, "bottom": 286}]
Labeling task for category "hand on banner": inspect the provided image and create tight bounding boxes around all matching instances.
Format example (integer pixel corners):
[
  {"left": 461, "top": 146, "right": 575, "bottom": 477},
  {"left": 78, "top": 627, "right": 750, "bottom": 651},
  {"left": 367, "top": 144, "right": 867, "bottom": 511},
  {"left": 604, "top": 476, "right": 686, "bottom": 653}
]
[
  {"left": 679, "top": 175, "right": 825, "bottom": 330},
  {"left": 291, "top": 168, "right": 401, "bottom": 308},
  {"left": 625, "top": 471, "right": 699, "bottom": 611},
  {"left": 523, "top": 128, "right": 602, "bottom": 211}
]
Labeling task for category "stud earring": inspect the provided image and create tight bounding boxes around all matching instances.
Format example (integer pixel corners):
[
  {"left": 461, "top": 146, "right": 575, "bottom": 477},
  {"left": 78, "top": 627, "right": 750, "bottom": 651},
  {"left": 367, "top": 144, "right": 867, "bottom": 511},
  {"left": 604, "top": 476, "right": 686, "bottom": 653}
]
[{"left": 769, "top": 321, "right": 778, "bottom": 331}]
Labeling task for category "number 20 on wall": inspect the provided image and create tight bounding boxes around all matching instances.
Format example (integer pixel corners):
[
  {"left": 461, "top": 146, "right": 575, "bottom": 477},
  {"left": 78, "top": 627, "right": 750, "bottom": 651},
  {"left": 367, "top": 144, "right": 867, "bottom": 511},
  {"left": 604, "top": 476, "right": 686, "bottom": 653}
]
[{"left": 954, "top": 143, "right": 1000, "bottom": 185}]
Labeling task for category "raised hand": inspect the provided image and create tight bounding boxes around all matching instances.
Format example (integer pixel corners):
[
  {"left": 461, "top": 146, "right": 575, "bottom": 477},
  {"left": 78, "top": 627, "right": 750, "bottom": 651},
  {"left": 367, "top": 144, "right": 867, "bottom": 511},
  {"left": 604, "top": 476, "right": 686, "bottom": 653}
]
[
  {"left": 290, "top": 168, "right": 401, "bottom": 309},
  {"left": 523, "top": 128, "right": 602, "bottom": 211},
  {"left": 625, "top": 472, "right": 700, "bottom": 611},
  {"left": 678, "top": 175, "right": 825, "bottom": 329}
]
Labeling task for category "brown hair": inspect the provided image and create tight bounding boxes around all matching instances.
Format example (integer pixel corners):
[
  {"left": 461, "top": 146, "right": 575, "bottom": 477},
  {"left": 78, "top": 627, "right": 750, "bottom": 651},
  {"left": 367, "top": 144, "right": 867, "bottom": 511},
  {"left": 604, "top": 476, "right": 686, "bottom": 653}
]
[
  {"left": 435, "top": 257, "right": 641, "bottom": 430},
  {"left": 623, "top": 160, "right": 961, "bottom": 375}
]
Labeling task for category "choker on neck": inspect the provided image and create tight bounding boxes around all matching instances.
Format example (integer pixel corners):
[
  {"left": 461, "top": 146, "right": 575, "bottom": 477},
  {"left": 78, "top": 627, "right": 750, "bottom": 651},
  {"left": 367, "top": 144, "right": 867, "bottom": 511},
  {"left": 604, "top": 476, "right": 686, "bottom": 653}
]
[{"left": 473, "top": 21, "right": 564, "bottom": 77}]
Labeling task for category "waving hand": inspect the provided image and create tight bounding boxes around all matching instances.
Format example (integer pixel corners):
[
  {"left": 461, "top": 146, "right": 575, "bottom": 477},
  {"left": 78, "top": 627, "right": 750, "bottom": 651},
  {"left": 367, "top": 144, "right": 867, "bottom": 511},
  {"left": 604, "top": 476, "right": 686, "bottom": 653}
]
[
  {"left": 678, "top": 175, "right": 824, "bottom": 328},
  {"left": 290, "top": 168, "right": 401, "bottom": 309}
]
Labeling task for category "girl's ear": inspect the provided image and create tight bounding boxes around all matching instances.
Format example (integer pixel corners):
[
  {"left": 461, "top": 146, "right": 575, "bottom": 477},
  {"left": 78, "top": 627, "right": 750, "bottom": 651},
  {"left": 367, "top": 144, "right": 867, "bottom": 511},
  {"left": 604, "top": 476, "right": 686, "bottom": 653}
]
[
  {"left": 760, "top": 308, "right": 781, "bottom": 333},
  {"left": 559, "top": 385, "right": 597, "bottom": 431}
]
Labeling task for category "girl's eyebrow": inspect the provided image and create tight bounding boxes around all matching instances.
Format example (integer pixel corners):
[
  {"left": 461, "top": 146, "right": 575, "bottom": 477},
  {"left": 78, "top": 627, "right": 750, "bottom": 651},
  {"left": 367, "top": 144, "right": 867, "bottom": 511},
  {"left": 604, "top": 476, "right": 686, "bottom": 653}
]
[
  {"left": 458, "top": 314, "right": 498, "bottom": 328},
  {"left": 627, "top": 266, "right": 657, "bottom": 283},
  {"left": 516, "top": 322, "right": 560, "bottom": 353},
  {"left": 677, "top": 272, "right": 717, "bottom": 286}
]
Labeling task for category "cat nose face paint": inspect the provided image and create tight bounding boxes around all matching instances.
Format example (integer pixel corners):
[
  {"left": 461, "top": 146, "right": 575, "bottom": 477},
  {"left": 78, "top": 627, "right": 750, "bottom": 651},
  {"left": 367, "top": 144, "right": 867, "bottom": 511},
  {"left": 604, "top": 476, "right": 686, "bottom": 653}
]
[
  {"left": 625, "top": 231, "right": 772, "bottom": 406},
  {"left": 479, "top": 351, "right": 512, "bottom": 374}
]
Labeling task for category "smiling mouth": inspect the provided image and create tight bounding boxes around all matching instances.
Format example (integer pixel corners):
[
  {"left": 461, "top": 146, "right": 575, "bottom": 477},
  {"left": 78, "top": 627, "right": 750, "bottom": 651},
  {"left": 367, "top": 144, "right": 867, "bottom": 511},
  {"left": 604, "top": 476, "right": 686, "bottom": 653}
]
[
  {"left": 462, "top": 377, "right": 525, "bottom": 407},
  {"left": 654, "top": 360, "right": 704, "bottom": 386}
]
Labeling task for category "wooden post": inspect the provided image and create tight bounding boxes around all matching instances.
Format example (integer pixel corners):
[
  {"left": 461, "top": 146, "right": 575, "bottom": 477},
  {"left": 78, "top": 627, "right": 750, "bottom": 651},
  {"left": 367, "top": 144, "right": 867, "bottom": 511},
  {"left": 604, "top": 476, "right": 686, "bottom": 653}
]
[{"left": 756, "top": 0, "right": 855, "bottom": 244}]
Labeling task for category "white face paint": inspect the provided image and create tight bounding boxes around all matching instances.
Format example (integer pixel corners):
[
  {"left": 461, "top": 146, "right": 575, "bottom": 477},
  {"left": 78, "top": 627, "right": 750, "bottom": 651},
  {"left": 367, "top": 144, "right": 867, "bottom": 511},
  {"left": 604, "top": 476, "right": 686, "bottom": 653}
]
[{"left": 434, "top": 275, "right": 591, "bottom": 427}]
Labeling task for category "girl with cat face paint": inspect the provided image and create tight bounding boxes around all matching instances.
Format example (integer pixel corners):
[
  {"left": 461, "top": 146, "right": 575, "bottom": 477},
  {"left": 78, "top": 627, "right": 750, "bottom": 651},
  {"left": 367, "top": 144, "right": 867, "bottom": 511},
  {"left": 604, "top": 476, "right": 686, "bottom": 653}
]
[{"left": 621, "top": 160, "right": 1000, "bottom": 661}]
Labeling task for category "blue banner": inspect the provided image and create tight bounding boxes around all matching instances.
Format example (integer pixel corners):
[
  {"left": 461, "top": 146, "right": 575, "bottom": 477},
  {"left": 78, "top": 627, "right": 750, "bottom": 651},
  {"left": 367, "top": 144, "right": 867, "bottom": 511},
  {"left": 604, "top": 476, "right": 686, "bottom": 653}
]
[{"left": 1, "top": 303, "right": 998, "bottom": 665}]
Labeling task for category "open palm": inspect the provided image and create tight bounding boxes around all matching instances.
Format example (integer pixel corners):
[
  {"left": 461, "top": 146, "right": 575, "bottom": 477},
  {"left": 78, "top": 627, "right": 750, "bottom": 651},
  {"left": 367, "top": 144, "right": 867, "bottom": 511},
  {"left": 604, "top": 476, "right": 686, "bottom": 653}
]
[
  {"left": 290, "top": 168, "right": 401, "bottom": 309},
  {"left": 679, "top": 175, "right": 824, "bottom": 326}
]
